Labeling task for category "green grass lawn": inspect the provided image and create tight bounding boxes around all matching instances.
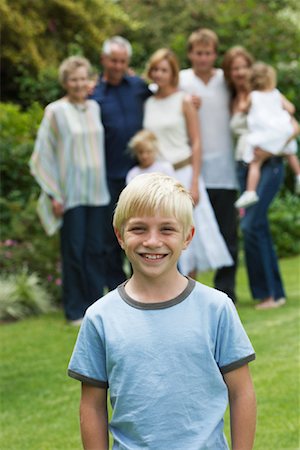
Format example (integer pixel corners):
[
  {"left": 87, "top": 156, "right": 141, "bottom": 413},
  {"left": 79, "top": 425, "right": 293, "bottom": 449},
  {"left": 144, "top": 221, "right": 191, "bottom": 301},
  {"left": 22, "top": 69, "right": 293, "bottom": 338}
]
[{"left": 1, "top": 256, "right": 299, "bottom": 449}]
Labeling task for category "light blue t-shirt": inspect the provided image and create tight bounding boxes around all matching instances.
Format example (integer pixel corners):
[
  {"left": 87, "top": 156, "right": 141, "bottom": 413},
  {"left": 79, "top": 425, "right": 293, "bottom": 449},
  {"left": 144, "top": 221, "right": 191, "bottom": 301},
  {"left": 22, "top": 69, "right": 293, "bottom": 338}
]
[{"left": 68, "top": 279, "right": 255, "bottom": 450}]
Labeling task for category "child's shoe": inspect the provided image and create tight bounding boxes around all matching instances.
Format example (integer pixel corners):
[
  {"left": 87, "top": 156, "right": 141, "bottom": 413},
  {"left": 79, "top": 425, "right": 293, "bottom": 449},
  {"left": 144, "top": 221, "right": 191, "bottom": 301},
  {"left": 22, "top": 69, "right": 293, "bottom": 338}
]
[
  {"left": 295, "top": 175, "right": 300, "bottom": 195},
  {"left": 235, "top": 191, "right": 259, "bottom": 209}
]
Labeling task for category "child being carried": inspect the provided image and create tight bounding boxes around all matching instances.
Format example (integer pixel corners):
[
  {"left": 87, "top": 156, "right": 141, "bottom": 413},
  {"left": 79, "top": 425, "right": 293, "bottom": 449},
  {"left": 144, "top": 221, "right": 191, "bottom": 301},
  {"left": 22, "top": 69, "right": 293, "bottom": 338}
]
[{"left": 235, "top": 62, "right": 300, "bottom": 209}]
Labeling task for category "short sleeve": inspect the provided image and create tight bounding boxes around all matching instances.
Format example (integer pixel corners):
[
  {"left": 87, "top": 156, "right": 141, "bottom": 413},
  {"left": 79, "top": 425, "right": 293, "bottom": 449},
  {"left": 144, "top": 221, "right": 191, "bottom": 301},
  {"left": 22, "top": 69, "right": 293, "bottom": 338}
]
[
  {"left": 215, "top": 300, "right": 255, "bottom": 374},
  {"left": 68, "top": 314, "right": 108, "bottom": 388}
]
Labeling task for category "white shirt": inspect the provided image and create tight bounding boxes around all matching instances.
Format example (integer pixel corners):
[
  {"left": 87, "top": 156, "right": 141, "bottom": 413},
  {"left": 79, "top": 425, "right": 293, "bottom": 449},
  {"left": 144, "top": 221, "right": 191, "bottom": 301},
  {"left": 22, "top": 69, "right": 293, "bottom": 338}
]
[{"left": 179, "top": 68, "right": 237, "bottom": 189}]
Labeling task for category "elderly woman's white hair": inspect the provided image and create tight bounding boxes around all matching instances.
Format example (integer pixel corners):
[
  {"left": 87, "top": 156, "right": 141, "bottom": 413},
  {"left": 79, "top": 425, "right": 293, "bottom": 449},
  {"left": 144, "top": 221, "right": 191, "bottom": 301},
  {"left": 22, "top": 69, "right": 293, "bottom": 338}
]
[{"left": 58, "top": 56, "right": 91, "bottom": 86}]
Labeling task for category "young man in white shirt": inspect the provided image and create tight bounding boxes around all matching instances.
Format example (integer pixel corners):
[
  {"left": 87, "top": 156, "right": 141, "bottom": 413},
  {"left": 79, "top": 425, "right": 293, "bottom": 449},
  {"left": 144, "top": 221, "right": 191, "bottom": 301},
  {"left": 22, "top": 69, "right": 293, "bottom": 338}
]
[{"left": 180, "top": 28, "right": 238, "bottom": 303}]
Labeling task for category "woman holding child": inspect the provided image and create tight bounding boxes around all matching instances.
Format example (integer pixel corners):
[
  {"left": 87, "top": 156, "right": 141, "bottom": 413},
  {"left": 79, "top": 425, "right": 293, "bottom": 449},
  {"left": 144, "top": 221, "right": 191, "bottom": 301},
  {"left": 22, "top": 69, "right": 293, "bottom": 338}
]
[
  {"left": 143, "top": 48, "right": 233, "bottom": 279},
  {"left": 222, "top": 46, "right": 287, "bottom": 309}
]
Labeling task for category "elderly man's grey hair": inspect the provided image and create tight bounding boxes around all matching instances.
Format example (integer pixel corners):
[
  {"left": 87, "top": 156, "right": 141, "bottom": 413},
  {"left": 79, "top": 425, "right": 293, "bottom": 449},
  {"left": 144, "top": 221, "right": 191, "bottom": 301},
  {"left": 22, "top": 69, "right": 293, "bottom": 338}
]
[{"left": 102, "top": 36, "right": 132, "bottom": 58}]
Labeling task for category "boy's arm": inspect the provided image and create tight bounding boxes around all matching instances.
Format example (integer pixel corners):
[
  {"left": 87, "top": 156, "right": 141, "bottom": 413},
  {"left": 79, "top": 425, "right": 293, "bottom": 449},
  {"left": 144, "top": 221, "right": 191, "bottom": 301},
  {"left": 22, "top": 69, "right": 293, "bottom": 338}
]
[
  {"left": 80, "top": 383, "right": 109, "bottom": 450},
  {"left": 224, "top": 364, "right": 256, "bottom": 450}
]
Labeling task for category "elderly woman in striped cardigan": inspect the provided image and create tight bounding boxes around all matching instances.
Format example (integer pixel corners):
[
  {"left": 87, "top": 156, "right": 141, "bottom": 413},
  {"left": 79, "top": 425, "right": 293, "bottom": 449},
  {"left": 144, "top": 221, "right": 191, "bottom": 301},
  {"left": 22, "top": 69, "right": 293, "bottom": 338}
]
[{"left": 30, "top": 56, "right": 110, "bottom": 325}]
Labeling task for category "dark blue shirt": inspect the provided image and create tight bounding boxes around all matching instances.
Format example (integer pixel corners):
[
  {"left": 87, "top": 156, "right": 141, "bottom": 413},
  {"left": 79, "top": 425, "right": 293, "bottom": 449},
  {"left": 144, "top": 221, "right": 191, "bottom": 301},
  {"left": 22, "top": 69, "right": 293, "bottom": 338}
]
[{"left": 92, "top": 75, "right": 152, "bottom": 180}]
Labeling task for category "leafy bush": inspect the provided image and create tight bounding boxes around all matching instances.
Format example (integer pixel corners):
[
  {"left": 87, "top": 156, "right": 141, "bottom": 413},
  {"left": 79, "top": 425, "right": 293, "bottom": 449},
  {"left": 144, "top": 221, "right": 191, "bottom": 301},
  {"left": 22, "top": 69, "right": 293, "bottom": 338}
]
[
  {"left": 0, "top": 229, "right": 61, "bottom": 305},
  {"left": 0, "top": 102, "right": 43, "bottom": 235},
  {"left": 0, "top": 269, "right": 54, "bottom": 321},
  {"left": 269, "top": 192, "right": 300, "bottom": 257},
  {"left": 15, "top": 66, "right": 63, "bottom": 109},
  {"left": 0, "top": 102, "right": 62, "bottom": 304}
]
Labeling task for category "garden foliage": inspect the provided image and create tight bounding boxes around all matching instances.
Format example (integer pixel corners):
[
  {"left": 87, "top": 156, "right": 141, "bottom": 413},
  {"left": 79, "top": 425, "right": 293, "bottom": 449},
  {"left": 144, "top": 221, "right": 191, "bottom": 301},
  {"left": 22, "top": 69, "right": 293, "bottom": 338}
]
[
  {"left": 0, "top": 103, "right": 61, "bottom": 304},
  {"left": 0, "top": 268, "right": 54, "bottom": 321}
]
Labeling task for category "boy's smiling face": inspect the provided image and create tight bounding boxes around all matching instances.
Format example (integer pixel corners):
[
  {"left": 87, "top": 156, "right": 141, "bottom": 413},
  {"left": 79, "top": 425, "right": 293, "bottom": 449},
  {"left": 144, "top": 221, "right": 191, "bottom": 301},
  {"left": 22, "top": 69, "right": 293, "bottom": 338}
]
[{"left": 115, "top": 214, "right": 194, "bottom": 281}]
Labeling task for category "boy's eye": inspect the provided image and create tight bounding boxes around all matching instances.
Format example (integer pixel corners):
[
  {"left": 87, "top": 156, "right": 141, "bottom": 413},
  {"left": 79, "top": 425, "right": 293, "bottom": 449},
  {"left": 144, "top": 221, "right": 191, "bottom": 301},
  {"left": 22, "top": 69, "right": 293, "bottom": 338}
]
[
  {"left": 128, "top": 227, "right": 146, "bottom": 234},
  {"left": 161, "top": 227, "right": 176, "bottom": 234}
]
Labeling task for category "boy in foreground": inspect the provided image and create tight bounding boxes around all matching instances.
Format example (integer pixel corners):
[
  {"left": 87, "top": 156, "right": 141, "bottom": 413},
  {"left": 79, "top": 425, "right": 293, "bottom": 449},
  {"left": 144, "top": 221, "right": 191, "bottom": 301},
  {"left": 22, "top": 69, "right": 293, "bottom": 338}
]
[{"left": 68, "top": 173, "right": 256, "bottom": 450}]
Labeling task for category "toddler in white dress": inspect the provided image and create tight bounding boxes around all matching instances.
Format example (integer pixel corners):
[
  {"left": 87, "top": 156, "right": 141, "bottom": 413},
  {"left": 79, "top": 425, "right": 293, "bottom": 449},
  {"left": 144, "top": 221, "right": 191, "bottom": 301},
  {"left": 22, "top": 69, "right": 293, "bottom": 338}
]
[{"left": 235, "top": 62, "right": 300, "bottom": 208}]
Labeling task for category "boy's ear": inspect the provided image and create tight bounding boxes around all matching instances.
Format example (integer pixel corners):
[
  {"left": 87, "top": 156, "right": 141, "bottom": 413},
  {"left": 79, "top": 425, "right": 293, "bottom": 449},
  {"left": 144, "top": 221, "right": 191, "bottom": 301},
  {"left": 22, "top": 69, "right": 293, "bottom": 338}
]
[
  {"left": 183, "top": 226, "right": 195, "bottom": 250},
  {"left": 114, "top": 227, "right": 125, "bottom": 249}
]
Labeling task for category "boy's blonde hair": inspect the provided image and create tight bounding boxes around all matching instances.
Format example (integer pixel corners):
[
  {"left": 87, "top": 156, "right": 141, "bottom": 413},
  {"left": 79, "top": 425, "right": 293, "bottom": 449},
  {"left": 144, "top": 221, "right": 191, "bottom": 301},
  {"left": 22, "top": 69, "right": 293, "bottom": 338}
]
[
  {"left": 58, "top": 56, "right": 91, "bottom": 86},
  {"left": 187, "top": 28, "right": 219, "bottom": 52},
  {"left": 145, "top": 48, "right": 179, "bottom": 87},
  {"left": 128, "top": 130, "right": 159, "bottom": 157},
  {"left": 250, "top": 62, "right": 276, "bottom": 91},
  {"left": 113, "top": 173, "right": 194, "bottom": 237}
]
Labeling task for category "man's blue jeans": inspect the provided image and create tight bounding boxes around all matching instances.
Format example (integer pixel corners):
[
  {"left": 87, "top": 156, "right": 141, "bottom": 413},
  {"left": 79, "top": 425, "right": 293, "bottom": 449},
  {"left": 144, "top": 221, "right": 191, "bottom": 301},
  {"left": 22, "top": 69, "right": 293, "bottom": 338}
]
[{"left": 237, "top": 157, "right": 286, "bottom": 301}]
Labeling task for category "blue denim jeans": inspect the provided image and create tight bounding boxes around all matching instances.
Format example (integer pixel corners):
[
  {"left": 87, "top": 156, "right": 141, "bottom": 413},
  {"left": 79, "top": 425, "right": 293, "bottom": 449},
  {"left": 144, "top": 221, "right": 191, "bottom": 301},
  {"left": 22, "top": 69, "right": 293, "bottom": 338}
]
[
  {"left": 60, "top": 206, "right": 107, "bottom": 320},
  {"left": 237, "top": 158, "right": 286, "bottom": 301}
]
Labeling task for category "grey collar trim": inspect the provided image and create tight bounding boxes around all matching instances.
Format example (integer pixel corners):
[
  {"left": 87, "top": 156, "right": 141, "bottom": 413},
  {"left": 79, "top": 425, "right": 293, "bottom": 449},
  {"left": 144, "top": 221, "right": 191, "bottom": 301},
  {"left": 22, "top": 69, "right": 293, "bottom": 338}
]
[{"left": 117, "top": 277, "right": 196, "bottom": 310}]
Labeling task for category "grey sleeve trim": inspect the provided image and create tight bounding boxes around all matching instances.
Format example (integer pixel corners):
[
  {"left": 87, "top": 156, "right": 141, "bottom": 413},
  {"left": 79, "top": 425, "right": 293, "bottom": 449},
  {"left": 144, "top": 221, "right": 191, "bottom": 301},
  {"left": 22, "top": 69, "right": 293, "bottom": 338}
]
[
  {"left": 68, "top": 369, "right": 108, "bottom": 388},
  {"left": 220, "top": 353, "right": 256, "bottom": 374}
]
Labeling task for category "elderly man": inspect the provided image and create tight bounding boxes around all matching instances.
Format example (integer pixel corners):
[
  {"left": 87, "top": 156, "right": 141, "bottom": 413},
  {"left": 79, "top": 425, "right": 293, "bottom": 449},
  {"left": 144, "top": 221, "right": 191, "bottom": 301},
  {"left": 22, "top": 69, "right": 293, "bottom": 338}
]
[{"left": 92, "top": 36, "right": 151, "bottom": 290}]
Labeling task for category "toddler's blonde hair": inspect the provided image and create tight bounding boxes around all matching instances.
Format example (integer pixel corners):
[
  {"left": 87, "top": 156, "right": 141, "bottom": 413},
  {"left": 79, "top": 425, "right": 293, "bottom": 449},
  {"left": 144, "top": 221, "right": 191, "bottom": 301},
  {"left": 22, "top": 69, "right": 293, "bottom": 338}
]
[
  {"left": 128, "top": 129, "right": 159, "bottom": 157},
  {"left": 250, "top": 62, "right": 276, "bottom": 91}
]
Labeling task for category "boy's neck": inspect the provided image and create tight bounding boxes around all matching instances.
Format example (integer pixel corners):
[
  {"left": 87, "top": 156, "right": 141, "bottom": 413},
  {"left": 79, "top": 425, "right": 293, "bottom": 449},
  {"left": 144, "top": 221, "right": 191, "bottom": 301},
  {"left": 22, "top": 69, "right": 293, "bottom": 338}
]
[{"left": 125, "top": 271, "right": 188, "bottom": 303}]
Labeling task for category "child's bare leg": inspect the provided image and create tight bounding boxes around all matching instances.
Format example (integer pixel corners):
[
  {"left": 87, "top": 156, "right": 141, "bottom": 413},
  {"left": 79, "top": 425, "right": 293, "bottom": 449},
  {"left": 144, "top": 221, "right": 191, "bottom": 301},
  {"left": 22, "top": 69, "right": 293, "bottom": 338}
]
[
  {"left": 291, "top": 117, "right": 300, "bottom": 137},
  {"left": 287, "top": 154, "right": 300, "bottom": 194},
  {"left": 246, "top": 149, "right": 270, "bottom": 192},
  {"left": 235, "top": 149, "right": 274, "bottom": 209},
  {"left": 286, "top": 154, "right": 300, "bottom": 176},
  {"left": 246, "top": 160, "right": 263, "bottom": 192}
]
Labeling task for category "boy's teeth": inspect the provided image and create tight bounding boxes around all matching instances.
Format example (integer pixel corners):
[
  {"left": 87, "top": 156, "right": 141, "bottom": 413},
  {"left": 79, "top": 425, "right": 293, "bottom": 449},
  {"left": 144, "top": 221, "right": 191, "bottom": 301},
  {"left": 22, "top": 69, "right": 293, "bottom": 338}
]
[{"left": 145, "top": 254, "right": 163, "bottom": 259}]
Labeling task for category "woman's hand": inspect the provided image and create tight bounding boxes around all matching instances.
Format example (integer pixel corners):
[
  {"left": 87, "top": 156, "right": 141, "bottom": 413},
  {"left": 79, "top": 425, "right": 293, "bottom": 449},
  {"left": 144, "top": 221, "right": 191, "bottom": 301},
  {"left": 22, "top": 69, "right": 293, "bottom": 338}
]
[
  {"left": 190, "top": 180, "right": 200, "bottom": 206},
  {"left": 51, "top": 199, "right": 64, "bottom": 218}
]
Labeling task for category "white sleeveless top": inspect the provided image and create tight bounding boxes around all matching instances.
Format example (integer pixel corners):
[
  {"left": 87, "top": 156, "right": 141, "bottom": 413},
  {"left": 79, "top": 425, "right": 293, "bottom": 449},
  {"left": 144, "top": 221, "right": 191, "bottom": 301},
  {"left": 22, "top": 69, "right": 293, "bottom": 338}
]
[{"left": 143, "top": 91, "right": 191, "bottom": 165}]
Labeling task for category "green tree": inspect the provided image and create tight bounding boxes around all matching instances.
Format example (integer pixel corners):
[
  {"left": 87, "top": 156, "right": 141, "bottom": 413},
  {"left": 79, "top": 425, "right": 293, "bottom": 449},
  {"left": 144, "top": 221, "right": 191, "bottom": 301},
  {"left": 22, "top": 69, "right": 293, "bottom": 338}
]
[
  {"left": 1, "top": 0, "right": 136, "bottom": 105},
  {"left": 119, "top": 0, "right": 300, "bottom": 112}
]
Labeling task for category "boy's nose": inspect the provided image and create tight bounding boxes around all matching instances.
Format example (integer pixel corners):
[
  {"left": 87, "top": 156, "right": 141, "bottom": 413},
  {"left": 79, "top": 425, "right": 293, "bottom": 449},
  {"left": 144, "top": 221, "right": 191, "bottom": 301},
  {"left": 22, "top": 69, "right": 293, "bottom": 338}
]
[{"left": 143, "top": 231, "right": 162, "bottom": 248}]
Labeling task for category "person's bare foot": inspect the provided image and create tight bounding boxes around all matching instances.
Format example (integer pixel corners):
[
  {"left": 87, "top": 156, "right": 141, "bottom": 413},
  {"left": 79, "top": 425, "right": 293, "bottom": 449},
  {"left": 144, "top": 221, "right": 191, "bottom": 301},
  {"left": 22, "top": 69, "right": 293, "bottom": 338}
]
[{"left": 255, "top": 297, "right": 284, "bottom": 310}]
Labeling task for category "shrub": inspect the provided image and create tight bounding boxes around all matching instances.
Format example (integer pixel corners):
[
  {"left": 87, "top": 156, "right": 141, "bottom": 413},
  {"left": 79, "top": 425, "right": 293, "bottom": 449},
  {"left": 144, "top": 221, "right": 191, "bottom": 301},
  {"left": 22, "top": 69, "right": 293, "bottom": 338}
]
[
  {"left": 0, "top": 102, "right": 43, "bottom": 237},
  {"left": 15, "top": 66, "right": 63, "bottom": 109},
  {"left": 0, "top": 102, "right": 62, "bottom": 304},
  {"left": 269, "top": 191, "right": 300, "bottom": 257},
  {"left": 0, "top": 269, "right": 54, "bottom": 321},
  {"left": 0, "top": 232, "right": 61, "bottom": 305}
]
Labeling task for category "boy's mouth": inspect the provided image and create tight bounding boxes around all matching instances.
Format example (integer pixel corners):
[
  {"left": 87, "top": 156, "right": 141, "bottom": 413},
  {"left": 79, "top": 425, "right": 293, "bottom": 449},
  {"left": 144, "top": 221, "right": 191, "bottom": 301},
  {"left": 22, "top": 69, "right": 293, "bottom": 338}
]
[{"left": 140, "top": 253, "right": 166, "bottom": 260}]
